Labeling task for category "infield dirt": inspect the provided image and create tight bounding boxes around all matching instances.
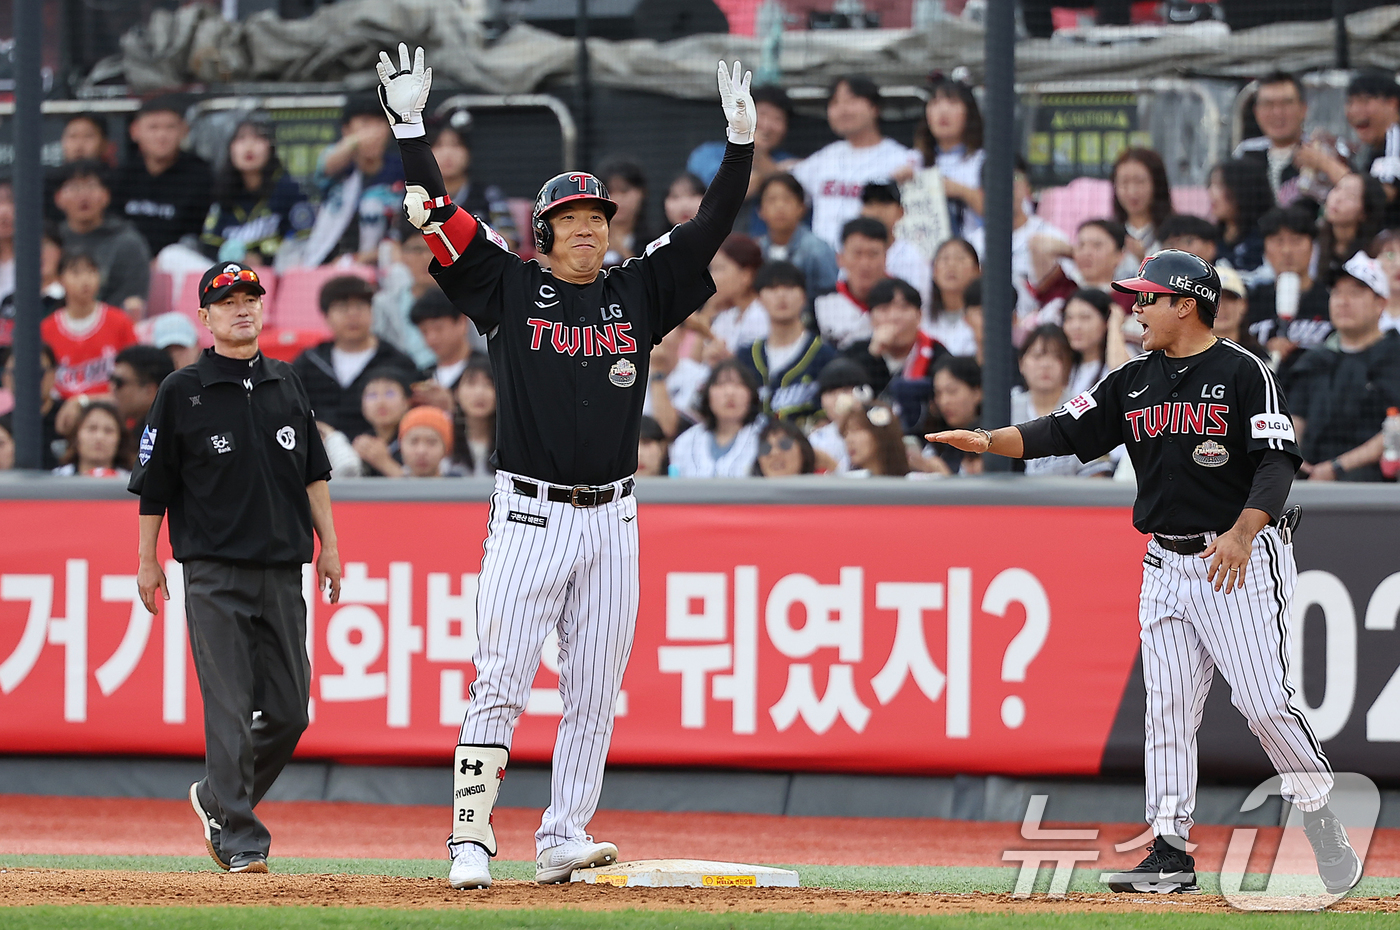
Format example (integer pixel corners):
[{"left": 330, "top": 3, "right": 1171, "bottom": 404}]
[{"left": 2, "top": 870, "right": 1399, "bottom": 915}]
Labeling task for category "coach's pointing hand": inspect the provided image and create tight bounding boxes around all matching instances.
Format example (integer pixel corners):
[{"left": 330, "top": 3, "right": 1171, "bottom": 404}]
[
  {"left": 377, "top": 43, "right": 432, "bottom": 138},
  {"left": 717, "top": 60, "right": 755, "bottom": 145}
]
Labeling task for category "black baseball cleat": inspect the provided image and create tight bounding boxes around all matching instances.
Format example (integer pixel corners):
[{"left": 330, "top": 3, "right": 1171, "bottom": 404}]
[
  {"left": 189, "top": 781, "right": 230, "bottom": 871},
  {"left": 228, "top": 851, "right": 269, "bottom": 874},
  {"left": 1101, "top": 836, "right": 1199, "bottom": 893},
  {"left": 1303, "top": 806, "right": 1363, "bottom": 894}
]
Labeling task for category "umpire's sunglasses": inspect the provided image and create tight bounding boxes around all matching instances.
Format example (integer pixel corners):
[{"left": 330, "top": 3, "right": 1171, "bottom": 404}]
[{"left": 207, "top": 269, "right": 260, "bottom": 292}]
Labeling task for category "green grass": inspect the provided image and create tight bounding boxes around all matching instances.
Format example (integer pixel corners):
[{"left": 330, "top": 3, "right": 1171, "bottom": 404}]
[
  {"left": 3, "top": 909, "right": 1399, "bottom": 929},
  {"left": 4, "top": 854, "right": 1400, "bottom": 898}
]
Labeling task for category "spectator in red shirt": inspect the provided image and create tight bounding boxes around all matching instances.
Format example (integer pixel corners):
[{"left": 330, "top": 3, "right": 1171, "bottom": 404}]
[
  {"left": 41, "top": 251, "right": 137, "bottom": 400},
  {"left": 1028, "top": 219, "right": 1134, "bottom": 324}
]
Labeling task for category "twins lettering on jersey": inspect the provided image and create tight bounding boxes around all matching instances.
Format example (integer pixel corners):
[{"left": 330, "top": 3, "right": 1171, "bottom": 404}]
[
  {"left": 525, "top": 318, "right": 637, "bottom": 356},
  {"left": 1125, "top": 402, "right": 1230, "bottom": 441}
]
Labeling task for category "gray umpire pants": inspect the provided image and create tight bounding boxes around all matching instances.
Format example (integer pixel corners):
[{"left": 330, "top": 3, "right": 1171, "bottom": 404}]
[{"left": 183, "top": 560, "right": 310, "bottom": 858}]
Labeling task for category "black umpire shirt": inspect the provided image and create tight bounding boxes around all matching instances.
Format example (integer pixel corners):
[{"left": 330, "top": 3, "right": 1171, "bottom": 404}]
[
  {"left": 127, "top": 349, "right": 332, "bottom": 565},
  {"left": 418, "top": 141, "right": 753, "bottom": 487},
  {"left": 1017, "top": 338, "right": 1302, "bottom": 535}
]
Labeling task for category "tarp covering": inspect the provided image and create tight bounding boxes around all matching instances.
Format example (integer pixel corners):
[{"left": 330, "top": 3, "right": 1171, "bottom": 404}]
[{"left": 105, "top": 0, "right": 1400, "bottom": 97}]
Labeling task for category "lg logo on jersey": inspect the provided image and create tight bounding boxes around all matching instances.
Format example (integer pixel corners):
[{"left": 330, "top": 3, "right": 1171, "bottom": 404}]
[{"left": 1202, "top": 384, "right": 1225, "bottom": 399}]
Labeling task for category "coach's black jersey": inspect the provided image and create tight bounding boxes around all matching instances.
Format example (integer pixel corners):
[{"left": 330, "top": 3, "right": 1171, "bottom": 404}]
[
  {"left": 430, "top": 146, "right": 751, "bottom": 486},
  {"left": 1025, "top": 339, "right": 1302, "bottom": 535}
]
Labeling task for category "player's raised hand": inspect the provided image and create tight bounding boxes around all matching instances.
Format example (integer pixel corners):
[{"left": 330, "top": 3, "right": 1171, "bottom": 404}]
[
  {"left": 717, "top": 60, "right": 755, "bottom": 145},
  {"left": 926, "top": 430, "right": 991, "bottom": 454},
  {"left": 376, "top": 43, "right": 432, "bottom": 138}
]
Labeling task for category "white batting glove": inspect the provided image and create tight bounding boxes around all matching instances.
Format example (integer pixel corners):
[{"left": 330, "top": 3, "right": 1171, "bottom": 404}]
[
  {"left": 376, "top": 42, "right": 433, "bottom": 140},
  {"left": 717, "top": 60, "right": 755, "bottom": 145}
]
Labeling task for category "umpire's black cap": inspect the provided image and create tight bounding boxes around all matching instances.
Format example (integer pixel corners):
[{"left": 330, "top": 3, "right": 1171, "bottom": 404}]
[{"left": 199, "top": 261, "right": 267, "bottom": 307}]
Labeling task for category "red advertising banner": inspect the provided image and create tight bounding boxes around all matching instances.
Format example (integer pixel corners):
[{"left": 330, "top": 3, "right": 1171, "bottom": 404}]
[{"left": 0, "top": 500, "right": 1148, "bottom": 776}]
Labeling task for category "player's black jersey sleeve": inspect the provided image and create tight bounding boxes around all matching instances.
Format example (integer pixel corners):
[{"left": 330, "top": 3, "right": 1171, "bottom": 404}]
[
  {"left": 1233, "top": 343, "right": 1303, "bottom": 465},
  {"left": 616, "top": 141, "right": 754, "bottom": 341},
  {"left": 431, "top": 222, "right": 525, "bottom": 335},
  {"left": 1244, "top": 450, "right": 1296, "bottom": 521},
  {"left": 398, "top": 137, "right": 451, "bottom": 204},
  {"left": 1034, "top": 360, "right": 1133, "bottom": 463}
]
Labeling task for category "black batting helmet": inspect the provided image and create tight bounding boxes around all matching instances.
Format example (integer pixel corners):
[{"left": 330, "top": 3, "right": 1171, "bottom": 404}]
[
  {"left": 1111, "top": 249, "right": 1220, "bottom": 321},
  {"left": 532, "top": 172, "right": 618, "bottom": 255}
]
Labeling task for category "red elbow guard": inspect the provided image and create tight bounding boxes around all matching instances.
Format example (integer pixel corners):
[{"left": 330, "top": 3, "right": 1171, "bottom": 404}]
[{"left": 425, "top": 208, "right": 478, "bottom": 265}]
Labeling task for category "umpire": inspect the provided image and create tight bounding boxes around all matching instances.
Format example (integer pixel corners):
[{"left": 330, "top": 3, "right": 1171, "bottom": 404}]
[{"left": 129, "top": 261, "right": 343, "bottom": 874}]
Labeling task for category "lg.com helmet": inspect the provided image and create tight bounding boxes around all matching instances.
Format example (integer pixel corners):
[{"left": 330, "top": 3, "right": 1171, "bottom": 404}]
[
  {"left": 1111, "top": 249, "right": 1221, "bottom": 321},
  {"left": 532, "top": 172, "right": 618, "bottom": 255}
]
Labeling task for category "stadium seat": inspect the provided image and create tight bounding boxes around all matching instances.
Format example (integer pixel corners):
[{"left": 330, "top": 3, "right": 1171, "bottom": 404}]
[
  {"left": 265, "top": 265, "right": 373, "bottom": 338},
  {"left": 1171, "top": 186, "right": 1213, "bottom": 220},
  {"left": 1036, "top": 178, "right": 1113, "bottom": 237},
  {"left": 145, "top": 269, "right": 173, "bottom": 320},
  {"left": 259, "top": 328, "right": 328, "bottom": 362}
]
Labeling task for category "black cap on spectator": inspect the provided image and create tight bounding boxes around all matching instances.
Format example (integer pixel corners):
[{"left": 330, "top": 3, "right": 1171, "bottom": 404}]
[
  {"left": 1258, "top": 204, "right": 1317, "bottom": 240},
  {"left": 409, "top": 288, "right": 459, "bottom": 326},
  {"left": 861, "top": 181, "right": 901, "bottom": 206},
  {"left": 360, "top": 366, "right": 414, "bottom": 397},
  {"left": 1347, "top": 70, "right": 1400, "bottom": 101},
  {"left": 55, "top": 159, "right": 111, "bottom": 191},
  {"left": 198, "top": 261, "right": 266, "bottom": 307},
  {"left": 830, "top": 74, "right": 880, "bottom": 110},
  {"left": 754, "top": 260, "right": 806, "bottom": 293},
  {"left": 342, "top": 93, "right": 385, "bottom": 123},
  {"left": 318, "top": 275, "right": 375, "bottom": 313},
  {"left": 868, "top": 276, "right": 922, "bottom": 311},
  {"left": 639, "top": 415, "right": 666, "bottom": 443},
  {"left": 1156, "top": 214, "right": 1218, "bottom": 244},
  {"left": 818, "top": 358, "right": 872, "bottom": 393},
  {"left": 752, "top": 84, "right": 794, "bottom": 118},
  {"left": 137, "top": 94, "right": 188, "bottom": 118},
  {"left": 115, "top": 344, "right": 175, "bottom": 387},
  {"left": 426, "top": 107, "right": 474, "bottom": 146},
  {"left": 841, "top": 215, "right": 890, "bottom": 245}
]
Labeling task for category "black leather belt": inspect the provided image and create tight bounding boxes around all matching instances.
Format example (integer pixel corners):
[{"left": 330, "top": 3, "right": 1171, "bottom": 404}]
[
  {"left": 1153, "top": 507, "right": 1303, "bottom": 556},
  {"left": 1153, "top": 535, "right": 1208, "bottom": 555},
  {"left": 512, "top": 477, "right": 634, "bottom": 508}
]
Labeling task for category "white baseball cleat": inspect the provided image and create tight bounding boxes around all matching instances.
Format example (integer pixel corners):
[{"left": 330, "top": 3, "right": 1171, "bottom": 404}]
[
  {"left": 535, "top": 839, "right": 619, "bottom": 884},
  {"left": 448, "top": 843, "right": 492, "bottom": 889}
]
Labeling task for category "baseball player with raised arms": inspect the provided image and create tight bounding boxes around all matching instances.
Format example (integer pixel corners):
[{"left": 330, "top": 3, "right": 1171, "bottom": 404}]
[
  {"left": 930, "top": 250, "right": 1362, "bottom": 896},
  {"left": 375, "top": 44, "right": 755, "bottom": 889}
]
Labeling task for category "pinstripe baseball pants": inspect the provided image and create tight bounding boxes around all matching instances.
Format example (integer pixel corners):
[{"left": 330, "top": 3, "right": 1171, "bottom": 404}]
[
  {"left": 458, "top": 469, "right": 640, "bottom": 853},
  {"left": 1139, "top": 525, "right": 1332, "bottom": 839}
]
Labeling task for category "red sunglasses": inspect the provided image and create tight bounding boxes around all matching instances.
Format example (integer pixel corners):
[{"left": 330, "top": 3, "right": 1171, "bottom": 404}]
[{"left": 206, "top": 268, "right": 260, "bottom": 292}]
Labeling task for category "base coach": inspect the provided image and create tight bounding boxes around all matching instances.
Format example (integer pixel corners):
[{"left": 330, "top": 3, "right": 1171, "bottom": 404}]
[{"left": 129, "top": 261, "right": 344, "bottom": 874}]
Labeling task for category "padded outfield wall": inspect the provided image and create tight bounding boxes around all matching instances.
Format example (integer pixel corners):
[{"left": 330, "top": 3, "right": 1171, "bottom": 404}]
[{"left": 0, "top": 477, "right": 1396, "bottom": 785}]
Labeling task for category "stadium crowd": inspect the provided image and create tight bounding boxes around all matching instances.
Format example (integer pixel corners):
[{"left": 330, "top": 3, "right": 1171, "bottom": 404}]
[{"left": 2, "top": 68, "right": 1400, "bottom": 481}]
